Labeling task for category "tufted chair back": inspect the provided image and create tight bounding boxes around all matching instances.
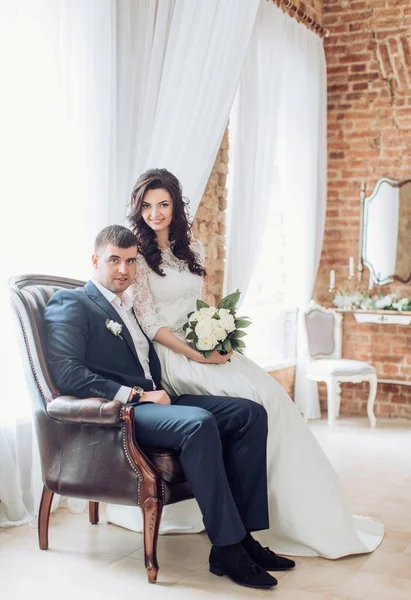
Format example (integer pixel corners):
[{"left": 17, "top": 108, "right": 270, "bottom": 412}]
[{"left": 305, "top": 301, "right": 341, "bottom": 360}]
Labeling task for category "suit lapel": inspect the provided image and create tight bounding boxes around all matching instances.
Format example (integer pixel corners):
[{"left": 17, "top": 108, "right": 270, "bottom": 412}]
[{"left": 84, "top": 280, "right": 139, "bottom": 362}]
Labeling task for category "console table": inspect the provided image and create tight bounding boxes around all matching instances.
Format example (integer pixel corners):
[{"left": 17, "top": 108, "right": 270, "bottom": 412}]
[{"left": 337, "top": 309, "right": 411, "bottom": 387}]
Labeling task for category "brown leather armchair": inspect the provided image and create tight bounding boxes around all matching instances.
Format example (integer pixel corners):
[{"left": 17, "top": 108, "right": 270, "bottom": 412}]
[{"left": 9, "top": 274, "right": 195, "bottom": 583}]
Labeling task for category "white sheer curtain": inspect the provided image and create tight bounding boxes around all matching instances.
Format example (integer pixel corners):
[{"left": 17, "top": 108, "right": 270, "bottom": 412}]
[
  {"left": 225, "top": 4, "right": 327, "bottom": 417},
  {"left": 224, "top": 0, "right": 287, "bottom": 298},
  {"left": 0, "top": 0, "right": 262, "bottom": 527},
  {"left": 280, "top": 18, "right": 327, "bottom": 418},
  {"left": 0, "top": 0, "right": 118, "bottom": 526},
  {"left": 122, "top": 0, "right": 260, "bottom": 218}
]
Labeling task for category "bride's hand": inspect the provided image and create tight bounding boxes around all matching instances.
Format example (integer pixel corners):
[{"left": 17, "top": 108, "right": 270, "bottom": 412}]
[{"left": 199, "top": 350, "right": 233, "bottom": 365}]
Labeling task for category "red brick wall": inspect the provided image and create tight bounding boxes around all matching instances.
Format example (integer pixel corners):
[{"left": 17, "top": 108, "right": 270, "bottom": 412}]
[
  {"left": 315, "top": 0, "right": 411, "bottom": 418},
  {"left": 192, "top": 129, "right": 228, "bottom": 306}
]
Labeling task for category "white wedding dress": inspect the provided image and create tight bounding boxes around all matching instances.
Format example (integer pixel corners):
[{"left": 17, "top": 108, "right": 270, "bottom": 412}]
[{"left": 106, "top": 240, "right": 384, "bottom": 558}]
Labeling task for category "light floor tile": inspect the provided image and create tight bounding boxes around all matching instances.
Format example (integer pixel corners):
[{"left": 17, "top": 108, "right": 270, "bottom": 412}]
[
  {"left": 130, "top": 535, "right": 210, "bottom": 571},
  {"left": 361, "top": 574, "right": 411, "bottom": 600},
  {"left": 384, "top": 553, "right": 411, "bottom": 579},
  {"left": 2, "top": 417, "right": 411, "bottom": 600}
]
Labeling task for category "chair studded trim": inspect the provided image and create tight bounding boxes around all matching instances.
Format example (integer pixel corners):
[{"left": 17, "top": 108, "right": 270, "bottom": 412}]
[{"left": 121, "top": 420, "right": 143, "bottom": 504}]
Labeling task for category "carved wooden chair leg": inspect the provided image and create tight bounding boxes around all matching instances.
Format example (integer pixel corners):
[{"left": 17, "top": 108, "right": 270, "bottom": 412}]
[
  {"left": 38, "top": 486, "right": 54, "bottom": 550},
  {"left": 142, "top": 497, "right": 163, "bottom": 583},
  {"left": 89, "top": 501, "right": 99, "bottom": 524}
]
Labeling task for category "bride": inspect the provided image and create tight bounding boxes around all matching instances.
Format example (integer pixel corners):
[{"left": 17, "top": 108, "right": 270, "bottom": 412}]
[{"left": 106, "top": 168, "right": 383, "bottom": 558}]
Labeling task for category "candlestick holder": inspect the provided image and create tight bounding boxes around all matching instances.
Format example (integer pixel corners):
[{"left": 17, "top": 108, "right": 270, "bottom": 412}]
[{"left": 330, "top": 275, "right": 375, "bottom": 311}]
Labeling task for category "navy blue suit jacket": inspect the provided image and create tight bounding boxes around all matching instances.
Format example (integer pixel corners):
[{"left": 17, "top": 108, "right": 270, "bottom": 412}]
[{"left": 43, "top": 280, "right": 162, "bottom": 400}]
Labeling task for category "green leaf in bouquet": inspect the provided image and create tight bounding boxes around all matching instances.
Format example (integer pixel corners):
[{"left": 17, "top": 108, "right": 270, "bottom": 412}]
[
  {"left": 215, "top": 343, "right": 223, "bottom": 352},
  {"left": 182, "top": 322, "right": 190, "bottom": 331},
  {"left": 185, "top": 330, "right": 197, "bottom": 341},
  {"left": 236, "top": 316, "right": 250, "bottom": 321},
  {"left": 232, "top": 330, "right": 247, "bottom": 339},
  {"left": 187, "top": 311, "right": 195, "bottom": 320},
  {"left": 223, "top": 338, "right": 232, "bottom": 353},
  {"left": 217, "top": 289, "right": 241, "bottom": 311},
  {"left": 204, "top": 350, "right": 213, "bottom": 358},
  {"left": 196, "top": 299, "right": 209, "bottom": 310},
  {"left": 234, "top": 339, "right": 246, "bottom": 349},
  {"left": 235, "top": 319, "right": 251, "bottom": 328}
]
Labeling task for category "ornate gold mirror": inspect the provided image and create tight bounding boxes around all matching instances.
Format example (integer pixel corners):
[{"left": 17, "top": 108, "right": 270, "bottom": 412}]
[{"left": 359, "top": 177, "right": 411, "bottom": 285}]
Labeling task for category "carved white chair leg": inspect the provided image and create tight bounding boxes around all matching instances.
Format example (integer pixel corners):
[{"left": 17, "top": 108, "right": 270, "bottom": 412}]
[
  {"left": 335, "top": 382, "right": 342, "bottom": 418},
  {"left": 325, "top": 378, "right": 337, "bottom": 425},
  {"left": 367, "top": 375, "right": 377, "bottom": 428}
]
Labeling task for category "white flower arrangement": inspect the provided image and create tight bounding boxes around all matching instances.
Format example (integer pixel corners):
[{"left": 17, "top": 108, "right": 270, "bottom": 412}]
[
  {"left": 105, "top": 319, "right": 123, "bottom": 338},
  {"left": 333, "top": 292, "right": 411, "bottom": 312},
  {"left": 183, "top": 290, "right": 251, "bottom": 357}
]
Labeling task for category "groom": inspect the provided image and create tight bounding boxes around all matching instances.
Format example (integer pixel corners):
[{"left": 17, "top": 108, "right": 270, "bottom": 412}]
[{"left": 43, "top": 225, "right": 295, "bottom": 589}]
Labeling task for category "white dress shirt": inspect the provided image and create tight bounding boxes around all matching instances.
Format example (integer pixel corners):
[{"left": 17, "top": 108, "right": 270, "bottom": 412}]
[{"left": 91, "top": 279, "right": 155, "bottom": 403}]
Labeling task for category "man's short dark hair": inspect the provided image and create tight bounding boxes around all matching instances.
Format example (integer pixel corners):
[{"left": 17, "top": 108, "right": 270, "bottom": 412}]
[{"left": 94, "top": 225, "right": 138, "bottom": 253}]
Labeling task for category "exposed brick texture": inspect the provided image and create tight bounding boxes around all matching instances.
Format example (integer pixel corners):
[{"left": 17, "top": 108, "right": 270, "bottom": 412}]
[
  {"left": 315, "top": 0, "right": 411, "bottom": 418},
  {"left": 192, "top": 129, "right": 228, "bottom": 307},
  {"left": 269, "top": 366, "right": 296, "bottom": 398}
]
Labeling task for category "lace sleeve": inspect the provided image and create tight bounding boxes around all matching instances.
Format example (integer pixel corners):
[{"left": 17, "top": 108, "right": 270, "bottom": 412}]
[
  {"left": 131, "top": 254, "right": 163, "bottom": 340},
  {"left": 190, "top": 238, "right": 205, "bottom": 302},
  {"left": 190, "top": 237, "right": 205, "bottom": 266}
]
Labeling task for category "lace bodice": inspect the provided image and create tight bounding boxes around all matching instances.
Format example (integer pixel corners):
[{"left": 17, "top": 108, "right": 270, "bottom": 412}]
[{"left": 131, "top": 239, "right": 204, "bottom": 340}]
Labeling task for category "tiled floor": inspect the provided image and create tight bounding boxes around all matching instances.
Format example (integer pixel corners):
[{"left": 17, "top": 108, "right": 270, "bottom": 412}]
[{"left": 1, "top": 417, "right": 411, "bottom": 599}]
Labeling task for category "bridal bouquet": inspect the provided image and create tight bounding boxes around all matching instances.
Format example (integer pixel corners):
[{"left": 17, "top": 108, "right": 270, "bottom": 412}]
[{"left": 183, "top": 290, "right": 251, "bottom": 357}]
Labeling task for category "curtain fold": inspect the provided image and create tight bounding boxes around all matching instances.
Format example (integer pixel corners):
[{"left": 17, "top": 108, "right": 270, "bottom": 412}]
[
  {"left": 280, "top": 17, "right": 327, "bottom": 417},
  {"left": 225, "top": 4, "right": 327, "bottom": 418},
  {"left": 224, "top": 0, "right": 287, "bottom": 299},
  {"left": 0, "top": 0, "right": 118, "bottom": 527},
  {"left": 124, "top": 0, "right": 260, "bottom": 218}
]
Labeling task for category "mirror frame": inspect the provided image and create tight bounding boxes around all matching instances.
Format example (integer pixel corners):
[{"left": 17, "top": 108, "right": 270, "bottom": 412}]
[{"left": 359, "top": 177, "right": 411, "bottom": 285}]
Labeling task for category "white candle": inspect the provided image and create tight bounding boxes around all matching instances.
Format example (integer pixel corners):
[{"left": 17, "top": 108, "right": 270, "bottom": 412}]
[
  {"left": 330, "top": 269, "right": 335, "bottom": 289},
  {"left": 368, "top": 270, "right": 373, "bottom": 290},
  {"left": 349, "top": 256, "right": 354, "bottom": 278}
]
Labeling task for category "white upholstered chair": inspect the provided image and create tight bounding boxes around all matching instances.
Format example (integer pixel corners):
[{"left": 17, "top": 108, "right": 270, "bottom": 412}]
[{"left": 304, "top": 301, "right": 377, "bottom": 427}]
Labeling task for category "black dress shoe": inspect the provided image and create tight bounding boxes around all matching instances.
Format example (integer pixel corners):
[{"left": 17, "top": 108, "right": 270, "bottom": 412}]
[
  {"left": 209, "top": 546, "right": 277, "bottom": 589},
  {"left": 242, "top": 536, "right": 296, "bottom": 571}
]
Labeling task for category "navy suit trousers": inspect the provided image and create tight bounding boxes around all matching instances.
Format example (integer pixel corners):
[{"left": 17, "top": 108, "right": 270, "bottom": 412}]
[{"left": 133, "top": 394, "right": 269, "bottom": 546}]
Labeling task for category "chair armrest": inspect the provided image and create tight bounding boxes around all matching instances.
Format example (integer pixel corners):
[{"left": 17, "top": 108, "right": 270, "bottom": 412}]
[{"left": 47, "top": 395, "right": 123, "bottom": 426}]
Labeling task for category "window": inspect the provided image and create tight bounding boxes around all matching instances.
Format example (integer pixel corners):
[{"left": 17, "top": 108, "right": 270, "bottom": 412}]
[{"left": 231, "top": 191, "right": 298, "bottom": 370}]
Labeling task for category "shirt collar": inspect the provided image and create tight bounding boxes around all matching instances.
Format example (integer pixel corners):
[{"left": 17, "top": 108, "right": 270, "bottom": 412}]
[{"left": 91, "top": 278, "right": 133, "bottom": 311}]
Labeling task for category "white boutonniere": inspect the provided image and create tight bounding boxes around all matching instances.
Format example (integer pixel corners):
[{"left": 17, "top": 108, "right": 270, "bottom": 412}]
[{"left": 105, "top": 319, "right": 123, "bottom": 339}]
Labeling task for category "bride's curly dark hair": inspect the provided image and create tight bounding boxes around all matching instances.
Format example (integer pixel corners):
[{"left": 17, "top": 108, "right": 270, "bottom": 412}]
[{"left": 128, "top": 168, "right": 206, "bottom": 278}]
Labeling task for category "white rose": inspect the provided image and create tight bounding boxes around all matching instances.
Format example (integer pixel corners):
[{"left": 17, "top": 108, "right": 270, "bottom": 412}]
[
  {"left": 360, "top": 298, "right": 373, "bottom": 311},
  {"left": 375, "top": 295, "right": 393, "bottom": 309},
  {"left": 195, "top": 319, "right": 213, "bottom": 337},
  {"left": 189, "top": 311, "right": 201, "bottom": 322},
  {"left": 218, "top": 311, "right": 235, "bottom": 333},
  {"left": 199, "top": 306, "right": 217, "bottom": 318},
  {"left": 210, "top": 319, "right": 227, "bottom": 342},
  {"left": 197, "top": 333, "right": 218, "bottom": 351}
]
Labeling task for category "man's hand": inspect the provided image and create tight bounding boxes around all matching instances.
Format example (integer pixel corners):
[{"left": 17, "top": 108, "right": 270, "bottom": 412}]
[{"left": 142, "top": 390, "right": 171, "bottom": 405}]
